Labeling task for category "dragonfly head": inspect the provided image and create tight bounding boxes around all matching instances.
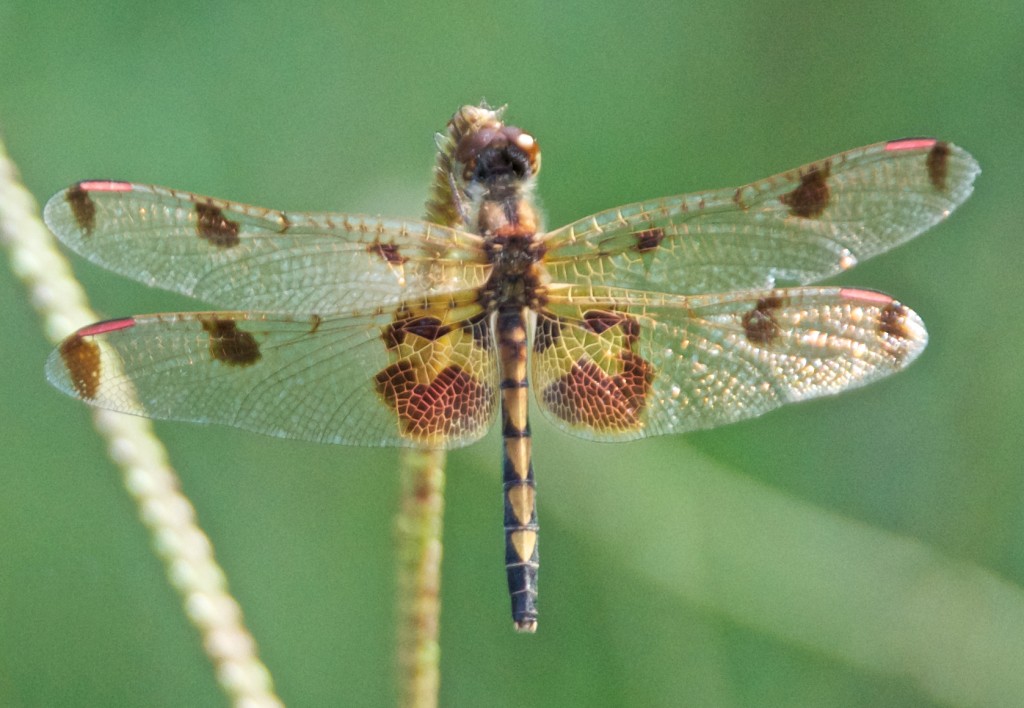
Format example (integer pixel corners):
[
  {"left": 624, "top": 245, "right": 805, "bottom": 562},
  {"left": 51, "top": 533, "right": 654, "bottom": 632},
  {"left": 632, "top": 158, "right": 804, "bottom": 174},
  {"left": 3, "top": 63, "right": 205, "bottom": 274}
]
[
  {"left": 447, "top": 105, "right": 541, "bottom": 188},
  {"left": 458, "top": 125, "right": 540, "bottom": 185}
]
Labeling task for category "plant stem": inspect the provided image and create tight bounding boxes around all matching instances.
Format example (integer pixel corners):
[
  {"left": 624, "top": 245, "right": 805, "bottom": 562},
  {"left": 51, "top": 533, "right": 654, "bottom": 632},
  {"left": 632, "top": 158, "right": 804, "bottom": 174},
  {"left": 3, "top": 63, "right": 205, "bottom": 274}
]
[
  {"left": 0, "top": 138, "right": 282, "bottom": 708},
  {"left": 394, "top": 447, "right": 446, "bottom": 708}
]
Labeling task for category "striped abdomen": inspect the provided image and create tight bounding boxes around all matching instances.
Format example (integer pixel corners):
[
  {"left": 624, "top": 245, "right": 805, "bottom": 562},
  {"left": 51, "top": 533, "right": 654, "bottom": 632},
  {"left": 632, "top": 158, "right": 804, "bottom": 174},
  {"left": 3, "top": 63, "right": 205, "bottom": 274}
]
[{"left": 497, "top": 307, "right": 539, "bottom": 632}]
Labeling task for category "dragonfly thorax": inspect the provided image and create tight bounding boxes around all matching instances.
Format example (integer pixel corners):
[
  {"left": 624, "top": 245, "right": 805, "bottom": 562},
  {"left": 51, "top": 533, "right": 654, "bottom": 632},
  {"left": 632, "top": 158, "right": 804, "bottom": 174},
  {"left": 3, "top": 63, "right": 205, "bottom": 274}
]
[{"left": 481, "top": 232, "right": 549, "bottom": 311}]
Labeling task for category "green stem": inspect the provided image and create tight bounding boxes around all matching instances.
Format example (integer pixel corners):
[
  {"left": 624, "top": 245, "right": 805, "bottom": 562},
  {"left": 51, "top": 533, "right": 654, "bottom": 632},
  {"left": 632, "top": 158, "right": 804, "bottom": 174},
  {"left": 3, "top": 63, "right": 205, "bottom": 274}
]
[{"left": 394, "top": 447, "right": 446, "bottom": 708}]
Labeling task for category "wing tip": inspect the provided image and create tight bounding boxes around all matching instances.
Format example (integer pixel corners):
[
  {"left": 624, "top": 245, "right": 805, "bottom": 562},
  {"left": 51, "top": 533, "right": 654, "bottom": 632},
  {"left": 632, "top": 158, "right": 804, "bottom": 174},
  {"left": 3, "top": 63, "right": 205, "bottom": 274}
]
[
  {"left": 44, "top": 181, "right": 134, "bottom": 234},
  {"left": 885, "top": 138, "right": 981, "bottom": 197},
  {"left": 840, "top": 288, "right": 928, "bottom": 365}
]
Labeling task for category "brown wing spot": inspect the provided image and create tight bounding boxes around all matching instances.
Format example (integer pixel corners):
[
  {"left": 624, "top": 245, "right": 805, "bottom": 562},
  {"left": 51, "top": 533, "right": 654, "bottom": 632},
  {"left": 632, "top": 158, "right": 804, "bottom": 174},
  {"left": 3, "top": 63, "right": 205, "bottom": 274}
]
[
  {"left": 201, "top": 317, "right": 261, "bottom": 366},
  {"left": 742, "top": 296, "right": 784, "bottom": 346},
  {"left": 926, "top": 142, "right": 950, "bottom": 191},
  {"left": 878, "top": 302, "right": 910, "bottom": 340},
  {"left": 582, "top": 310, "right": 640, "bottom": 343},
  {"left": 878, "top": 302, "right": 913, "bottom": 360},
  {"left": 542, "top": 352, "right": 654, "bottom": 432},
  {"left": 633, "top": 227, "right": 665, "bottom": 253},
  {"left": 308, "top": 314, "right": 323, "bottom": 334},
  {"left": 382, "top": 314, "right": 449, "bottom": 350},
  {"left": 533, "top": 312, "right": 561, "bottom": 353},
  {"left": 196, "top": 203, "right": 241, "bottom": 248},
  {"left": 67, "top": 184, "right": 97, "bottom": 234},
  {"left": 374, "top": 362, "right": 492, "bottom": 441},
  {"left": 59, "top": 334, "right": 102, "bottom": 399},
  {"left": 369, "top": 242, "right": 408, "bottom": 265},
  {"left": 781, "top": 163, "right": 831, "bottom": 218}
]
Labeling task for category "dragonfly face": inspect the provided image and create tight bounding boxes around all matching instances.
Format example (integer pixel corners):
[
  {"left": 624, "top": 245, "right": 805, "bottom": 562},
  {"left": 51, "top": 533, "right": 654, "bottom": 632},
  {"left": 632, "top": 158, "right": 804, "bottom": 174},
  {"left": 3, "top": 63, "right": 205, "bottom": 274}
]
[{"left": 44, "top": 105, "right": 979, "bottom": 632}]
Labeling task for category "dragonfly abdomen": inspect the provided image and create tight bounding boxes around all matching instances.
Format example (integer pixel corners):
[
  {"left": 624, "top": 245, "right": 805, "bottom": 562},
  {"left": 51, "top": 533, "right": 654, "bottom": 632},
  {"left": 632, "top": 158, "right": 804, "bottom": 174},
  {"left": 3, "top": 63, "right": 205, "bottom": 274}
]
[{"left": 497, "top": 307, "right": 539, "bottom": 632}]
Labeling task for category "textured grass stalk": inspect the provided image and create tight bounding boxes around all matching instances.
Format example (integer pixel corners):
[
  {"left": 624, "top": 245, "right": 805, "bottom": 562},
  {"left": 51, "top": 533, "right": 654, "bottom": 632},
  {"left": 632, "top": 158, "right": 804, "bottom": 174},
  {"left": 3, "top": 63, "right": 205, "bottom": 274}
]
[
  {"left": 395, "top": 447, "right": 446, "bottom": 708},
  {"left": 0, "top": 137, "right": 282, "bottom": 707}
]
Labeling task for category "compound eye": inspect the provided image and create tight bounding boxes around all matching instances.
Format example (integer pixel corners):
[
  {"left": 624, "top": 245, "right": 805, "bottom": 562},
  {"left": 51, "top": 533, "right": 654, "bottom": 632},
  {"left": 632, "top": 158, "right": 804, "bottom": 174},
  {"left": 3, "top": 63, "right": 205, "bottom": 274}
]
[
  {"left": 455, "top": 127, "right": 497, "bottom": 165},
  {"left": 512, "top": 131, "right": 540, "bottom": 176}
]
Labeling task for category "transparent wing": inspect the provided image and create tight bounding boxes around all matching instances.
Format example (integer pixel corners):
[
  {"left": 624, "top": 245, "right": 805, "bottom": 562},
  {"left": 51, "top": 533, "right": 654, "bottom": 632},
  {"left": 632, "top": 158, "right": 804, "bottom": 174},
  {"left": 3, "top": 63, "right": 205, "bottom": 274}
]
[
  {"left": 532, "top": 284, "right": 927, "bottom": 441},
  {"left": 43, "top": 181, "right": 490, "bottom": 314},
  {"left": 46, "top": 299, "right": 498, "bottom": 449},
  {"left": 541, "top": 139, "right": 978, "bottom": 294}
]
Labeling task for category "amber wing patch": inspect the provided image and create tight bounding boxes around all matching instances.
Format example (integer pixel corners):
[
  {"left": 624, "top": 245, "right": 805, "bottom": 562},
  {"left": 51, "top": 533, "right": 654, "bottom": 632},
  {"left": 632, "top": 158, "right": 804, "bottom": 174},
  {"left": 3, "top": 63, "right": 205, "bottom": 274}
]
[
  {"left": 533, "top": 309, "right": 654, "bottom": 433},
  {"left": 374, "top": 300, "right": 495, "bottom": 444},
  {"left": 533, "top": 312, "right": 560, "bottom": 353}
]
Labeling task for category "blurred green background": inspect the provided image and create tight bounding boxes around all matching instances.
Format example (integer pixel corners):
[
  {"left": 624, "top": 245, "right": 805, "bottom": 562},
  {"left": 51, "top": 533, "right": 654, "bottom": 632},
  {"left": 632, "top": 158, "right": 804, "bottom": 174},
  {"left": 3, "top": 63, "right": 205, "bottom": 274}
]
[{"left": 2, "top": 1, "right": 1022, "bottom": 706}]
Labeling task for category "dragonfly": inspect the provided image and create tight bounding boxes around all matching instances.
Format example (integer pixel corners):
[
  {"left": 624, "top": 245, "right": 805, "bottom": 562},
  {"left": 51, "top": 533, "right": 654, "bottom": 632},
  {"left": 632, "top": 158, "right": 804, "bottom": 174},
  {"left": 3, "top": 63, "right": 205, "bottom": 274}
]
[{"left": 44, "top": 104, "right": 979, "bottom": 632}]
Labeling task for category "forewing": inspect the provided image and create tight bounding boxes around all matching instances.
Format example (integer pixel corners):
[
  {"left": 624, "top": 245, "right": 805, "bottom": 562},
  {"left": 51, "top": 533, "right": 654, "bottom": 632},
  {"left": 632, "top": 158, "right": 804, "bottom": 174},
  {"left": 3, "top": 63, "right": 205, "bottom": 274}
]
[
  {"left": 533, "top": 284, "right": 927, "bottom": 441},
  {"left": 44, "top": 181, "right": 490, "bottom": 314},
  {"left": 46, "top": 299, "right": 498, "bottom": 448},
  {"left": 542, "top": 140, "right": 978, "bottom": 294}
]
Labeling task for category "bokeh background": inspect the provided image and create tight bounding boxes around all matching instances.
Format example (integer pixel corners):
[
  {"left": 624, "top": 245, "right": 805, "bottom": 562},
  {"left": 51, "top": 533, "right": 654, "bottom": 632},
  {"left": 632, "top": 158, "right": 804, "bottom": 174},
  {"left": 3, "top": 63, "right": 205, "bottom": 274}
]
[{"left": 2, "top": 1, "right": 1022, "bottom": 706}]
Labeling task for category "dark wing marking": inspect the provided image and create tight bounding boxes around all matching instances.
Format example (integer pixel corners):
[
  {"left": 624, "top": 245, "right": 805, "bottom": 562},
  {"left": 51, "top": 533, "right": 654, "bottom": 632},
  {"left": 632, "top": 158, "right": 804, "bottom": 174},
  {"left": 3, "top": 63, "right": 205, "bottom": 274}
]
[
  {"left": 541, "top": 140, "right": 978, "bottom": 294},
  {"left": 44, "top": 181, "right": 490, "bottom": 314},
  {"left": 46, "top": 302, "right": 498, "bottom": 449},
  {"left": 533, "top": 284, "right": 927, "bottom": 441}
]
